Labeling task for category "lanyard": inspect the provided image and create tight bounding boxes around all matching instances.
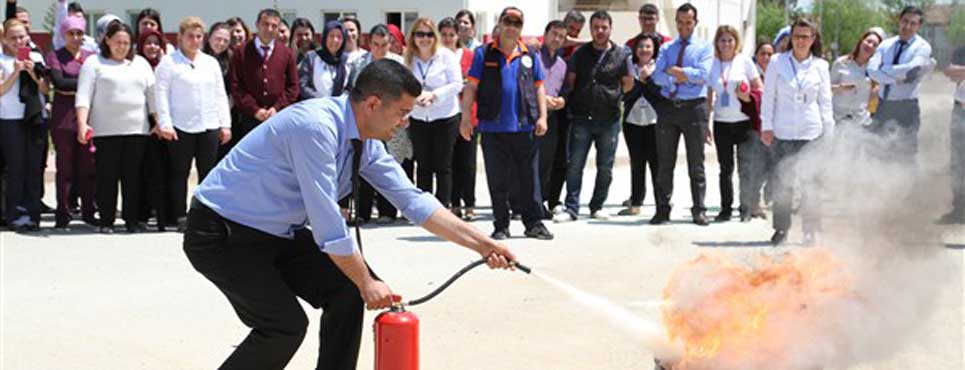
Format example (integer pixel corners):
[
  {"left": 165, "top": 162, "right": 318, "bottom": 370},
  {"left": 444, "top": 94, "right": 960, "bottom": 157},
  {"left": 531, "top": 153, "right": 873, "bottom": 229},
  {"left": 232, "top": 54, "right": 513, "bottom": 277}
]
[
  {"left": 720, "top": 60, "right": 732, "bottom": 91},
  {"left": 789, "top": 55, "right": 808, "bottom": 89},
  {"left": 416, "top": 58, "right": 434, "bottom": 86}
]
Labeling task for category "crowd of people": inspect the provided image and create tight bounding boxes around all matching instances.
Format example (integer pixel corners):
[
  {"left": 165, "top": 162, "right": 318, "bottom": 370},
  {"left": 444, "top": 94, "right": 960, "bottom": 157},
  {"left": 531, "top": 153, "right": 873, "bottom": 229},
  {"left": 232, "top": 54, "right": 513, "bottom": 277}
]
[{"left": 1, "top": 0, "right": 962, "bottom": 245}]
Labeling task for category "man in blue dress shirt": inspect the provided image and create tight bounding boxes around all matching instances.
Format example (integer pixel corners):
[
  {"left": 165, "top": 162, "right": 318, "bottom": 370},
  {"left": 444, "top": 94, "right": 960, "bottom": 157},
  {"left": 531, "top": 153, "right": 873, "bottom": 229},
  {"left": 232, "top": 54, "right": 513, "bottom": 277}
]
[
  {"left": 651, "top": 3, "right": 714, "bottom": 226},
  {"left": 868, "top": 5, "right": 933, "bottom": 164},
  {"left": 183, "top": 60, "right": 518, "bottom": 370}
]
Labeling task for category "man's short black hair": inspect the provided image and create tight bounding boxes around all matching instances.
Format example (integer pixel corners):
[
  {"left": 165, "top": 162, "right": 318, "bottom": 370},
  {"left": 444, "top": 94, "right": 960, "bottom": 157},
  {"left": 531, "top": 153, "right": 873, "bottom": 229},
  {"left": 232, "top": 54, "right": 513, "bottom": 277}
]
[
  {"left": 639, "top": 3, "right": 659, "bottom": 16},
  {"left": 564, "top": 10, "right": 585, "bottom": 25},
  {"left": 590, "top": 10, "right": 612, "bottom": 26},
  {"left": 544, "top": 20, "right": 566, "bottom": 34},
  {"left": 256, "top": 8, "right": 282, "bottom": 24},
  {"left": 67, "top": 2, "right": 85, "bottom": 16},
  {"left": 351, "top": 59, "right": 423, "bottom": 104},
  {"left": 677, "top": 3, "right": 698, "bottom": 21},
  {"left": 899, "top": 5, "right": 925, "bottom": 22}
]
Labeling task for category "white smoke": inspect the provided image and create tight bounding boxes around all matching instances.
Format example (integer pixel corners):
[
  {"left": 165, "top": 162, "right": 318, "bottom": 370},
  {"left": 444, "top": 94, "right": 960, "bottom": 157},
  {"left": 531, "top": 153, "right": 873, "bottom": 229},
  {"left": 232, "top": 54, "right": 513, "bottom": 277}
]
[{"left": 660, "top": 122, "right": 959, "bottom": 370}]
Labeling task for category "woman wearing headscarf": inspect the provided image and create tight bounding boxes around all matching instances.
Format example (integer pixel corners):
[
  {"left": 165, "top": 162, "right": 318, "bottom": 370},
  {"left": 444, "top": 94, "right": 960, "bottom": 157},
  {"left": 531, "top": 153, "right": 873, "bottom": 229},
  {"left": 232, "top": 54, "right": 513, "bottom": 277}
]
[
  {"left": 46, "top": 15, "right": 96, "bottom": 229},
  {"left": 135, "top": 27, "right": 175, "bottom": 230},
  {"left": 297, "top": 21, "right": 349, "bottom": 99}
]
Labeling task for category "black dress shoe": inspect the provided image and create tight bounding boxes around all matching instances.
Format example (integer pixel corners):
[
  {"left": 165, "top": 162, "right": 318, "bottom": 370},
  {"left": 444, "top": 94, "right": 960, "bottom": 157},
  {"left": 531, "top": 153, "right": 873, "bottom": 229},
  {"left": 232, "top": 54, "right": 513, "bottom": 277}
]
[
  {"left": 41, "top": 202, "right": 55, "bottom": 214},
  {"left": 126, "top": 222, "right": 148, "bottom": 233},
  {"left": 649, "top": 212, "right": 670, "bottom": 225},
  {"left": 693, "top": 213, "right": 709, "bottom": 226},
  {"left": 524, "top": 224, "right": 554, "bottom": 240},
  {"left": 491, "top": 229, "right": 510, "bottom": 240},
  {"left": 715, "top": 209, "right": 732, "bottom": 222},
  {"left": 770, "top": 230, "right": 788, "bottom": 245}
]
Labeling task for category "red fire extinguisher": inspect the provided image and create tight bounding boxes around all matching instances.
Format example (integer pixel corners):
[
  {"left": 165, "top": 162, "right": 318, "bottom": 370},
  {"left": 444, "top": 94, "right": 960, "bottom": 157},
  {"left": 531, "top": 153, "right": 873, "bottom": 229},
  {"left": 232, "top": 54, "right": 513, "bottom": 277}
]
[
  {"left": 373, "top": 259, "right": 531, "bottom": 370},
  {"left": 374, "top": 295, "right": 419, "bottom": 370}
]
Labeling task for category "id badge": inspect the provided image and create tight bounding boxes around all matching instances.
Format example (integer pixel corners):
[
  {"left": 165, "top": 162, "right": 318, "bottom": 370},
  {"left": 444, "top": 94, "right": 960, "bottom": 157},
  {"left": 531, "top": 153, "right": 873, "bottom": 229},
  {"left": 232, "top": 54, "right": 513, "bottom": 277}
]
[
  {"left": 720, "top": 92, "right": 731, "bottom": 107},
  {"left": 795, "top": 93, "right": 807, "bottom": 104}
]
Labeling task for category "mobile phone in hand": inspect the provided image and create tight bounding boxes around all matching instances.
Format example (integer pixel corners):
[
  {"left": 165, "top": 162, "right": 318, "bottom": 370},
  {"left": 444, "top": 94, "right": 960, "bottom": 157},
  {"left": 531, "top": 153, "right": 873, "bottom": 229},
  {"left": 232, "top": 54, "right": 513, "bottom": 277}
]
[{"left": 16, "top": 47, "right": 31, "bottom": 62}]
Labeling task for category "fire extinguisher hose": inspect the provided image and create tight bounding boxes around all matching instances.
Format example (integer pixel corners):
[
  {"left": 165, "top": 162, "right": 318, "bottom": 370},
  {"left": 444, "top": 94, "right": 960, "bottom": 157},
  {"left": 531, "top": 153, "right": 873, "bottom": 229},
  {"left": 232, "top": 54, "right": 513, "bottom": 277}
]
[{"left": 406, "top": 259, "right": 532, "bottom": 306}]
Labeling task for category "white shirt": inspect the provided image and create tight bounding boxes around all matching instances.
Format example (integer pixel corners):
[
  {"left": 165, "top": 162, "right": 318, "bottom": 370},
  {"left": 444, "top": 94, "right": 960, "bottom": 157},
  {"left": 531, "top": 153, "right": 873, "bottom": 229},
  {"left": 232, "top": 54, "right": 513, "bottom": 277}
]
[
  {"left": 830, "top": 56, "right": 873, "bottom": 125},
  {"left": 255, "top": 37, "right": 275, "bottom": 60},
  {"left": 0, "top": 54, "right": 24, "bottom": 120},
  {"left": 347, "top": 49, "right": 368, "bottom": 66},
  {"left": 761, "top": 53, "right": 834, "bottom": 141},
  {"left": 709, "top": 54, "right": 759, "bottom": 123},
  {"left": 626, "top": 61, "right": 657, "bottom": 126},
  {"left": 76, "top": 55, "right": 157, "bottom": 137},
  {"left": 868, "top": 35, "right": 933, "bottom": 101},
  {"left": 409, "top": 48, "right": 463, "bottom": 122},
  {"left": 154, "top": 50, "right": 232, "bottom": 133},
  {"left": 311, "top": 54, "right": 350, "bottom": 98}
]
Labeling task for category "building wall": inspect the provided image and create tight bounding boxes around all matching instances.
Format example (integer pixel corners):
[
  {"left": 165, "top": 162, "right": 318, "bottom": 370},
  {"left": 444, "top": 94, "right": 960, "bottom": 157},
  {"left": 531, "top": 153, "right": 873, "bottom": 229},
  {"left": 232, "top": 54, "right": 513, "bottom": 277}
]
[
  {"left": 20, "top": 0, "right": 467, "bottom": 37},
  {"left": 21, "top": 0, "right": 754, "bottom": 53}
]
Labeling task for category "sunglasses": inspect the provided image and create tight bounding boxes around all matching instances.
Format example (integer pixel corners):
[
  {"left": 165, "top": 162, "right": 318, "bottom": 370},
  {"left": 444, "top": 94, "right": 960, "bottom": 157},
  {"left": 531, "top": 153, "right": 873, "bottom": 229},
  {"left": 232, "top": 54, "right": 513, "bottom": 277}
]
[
  {"left": 414, "top": 31, "right": 435, "bottom": 39},
  {"left": 501, "top": 19, "right": 523, "bottom": 28}
]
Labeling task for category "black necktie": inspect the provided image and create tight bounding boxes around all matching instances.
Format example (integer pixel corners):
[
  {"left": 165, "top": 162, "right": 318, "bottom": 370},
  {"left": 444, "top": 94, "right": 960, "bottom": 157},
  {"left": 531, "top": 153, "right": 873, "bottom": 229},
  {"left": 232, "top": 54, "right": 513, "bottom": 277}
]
[
  {"left": 350, "top": 139, "right": 380, "bottom": 280},
  {"left": 882, "top": 40, "right": 907, "bottom": 101}
]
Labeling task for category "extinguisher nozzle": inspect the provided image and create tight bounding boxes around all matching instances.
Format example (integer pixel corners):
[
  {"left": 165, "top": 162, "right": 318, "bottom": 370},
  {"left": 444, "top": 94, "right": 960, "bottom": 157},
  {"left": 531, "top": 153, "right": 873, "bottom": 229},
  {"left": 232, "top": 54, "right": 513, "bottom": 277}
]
[{"left": 512, "top": 261, "right": 532, "bottom": 274}]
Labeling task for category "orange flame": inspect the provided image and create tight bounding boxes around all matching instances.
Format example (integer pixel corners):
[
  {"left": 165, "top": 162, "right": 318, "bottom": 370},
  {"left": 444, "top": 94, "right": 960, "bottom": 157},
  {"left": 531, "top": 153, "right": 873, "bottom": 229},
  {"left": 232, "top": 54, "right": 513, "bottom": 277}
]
[{"left": 661, "top": 248, "right": 853, "bottom": 370}]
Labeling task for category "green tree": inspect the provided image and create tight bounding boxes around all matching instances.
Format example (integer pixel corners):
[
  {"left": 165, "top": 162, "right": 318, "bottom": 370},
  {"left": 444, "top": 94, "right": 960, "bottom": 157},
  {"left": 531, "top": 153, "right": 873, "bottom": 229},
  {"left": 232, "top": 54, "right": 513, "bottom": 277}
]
[
  {"left": 948, "top": 4, "right": 965, "bottom": 47},
  {"left": 880, "top": 0, "right": 936, "bottom": 32},
  {"left": 43, "top": 0, "right": 57, "bottom": 33},
  {"left": 819, "top": 0, "right": 891, "bottom": 59},
  {"left": 757, "top": 0, "right": 789, "bottom": 42}
]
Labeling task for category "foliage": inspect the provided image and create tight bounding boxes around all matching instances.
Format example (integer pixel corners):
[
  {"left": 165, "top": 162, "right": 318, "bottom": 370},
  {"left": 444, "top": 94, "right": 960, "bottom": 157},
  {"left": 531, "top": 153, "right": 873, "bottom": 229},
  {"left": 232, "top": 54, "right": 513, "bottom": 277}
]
[{"left": 818, "top": 0, "right": 892, "bottom": 58}]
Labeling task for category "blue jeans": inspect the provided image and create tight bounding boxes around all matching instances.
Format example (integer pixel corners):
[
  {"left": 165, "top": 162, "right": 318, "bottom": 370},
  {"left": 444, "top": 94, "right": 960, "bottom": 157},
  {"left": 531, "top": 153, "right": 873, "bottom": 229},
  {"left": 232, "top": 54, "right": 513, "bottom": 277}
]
[{"left": 564, "top": 119, "right": 621, "bottom": 216}]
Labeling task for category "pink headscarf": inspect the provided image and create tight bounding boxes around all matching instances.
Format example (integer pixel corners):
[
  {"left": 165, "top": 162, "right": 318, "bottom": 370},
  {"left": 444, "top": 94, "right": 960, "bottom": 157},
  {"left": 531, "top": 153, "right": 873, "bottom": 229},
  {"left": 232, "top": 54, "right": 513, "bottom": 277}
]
[{"left": 60, "top": 15, "right": 87, "bottom": 37}]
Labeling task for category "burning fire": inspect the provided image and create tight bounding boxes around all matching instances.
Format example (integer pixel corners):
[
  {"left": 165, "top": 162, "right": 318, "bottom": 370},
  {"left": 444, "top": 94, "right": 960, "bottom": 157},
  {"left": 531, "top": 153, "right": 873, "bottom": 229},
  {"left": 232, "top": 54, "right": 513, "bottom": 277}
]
[{"left": 660, "top": 248, "right": 857, "bottom": 370}]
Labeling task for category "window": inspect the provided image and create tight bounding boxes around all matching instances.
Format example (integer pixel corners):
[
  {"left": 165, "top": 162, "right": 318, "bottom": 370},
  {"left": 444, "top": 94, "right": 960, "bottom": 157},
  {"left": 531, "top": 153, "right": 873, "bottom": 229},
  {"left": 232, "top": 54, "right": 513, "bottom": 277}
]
[
  {"left": 126, "top": 10, "right": 140, "bottom": 32},
  {"left": 322, "top": 10, "right": 358, "bottom": 25},
  {"left": 385, "top": 11, "right": 419, "bottom": 34},
  {"left": 558, "top": 0, "right": 643, "bottom": 11},
  {"left": 280, "top": 9, "right": 298, "bottom": 25},
  {"left": 88, "top": 10, "right": 106, "bottom": 35}
]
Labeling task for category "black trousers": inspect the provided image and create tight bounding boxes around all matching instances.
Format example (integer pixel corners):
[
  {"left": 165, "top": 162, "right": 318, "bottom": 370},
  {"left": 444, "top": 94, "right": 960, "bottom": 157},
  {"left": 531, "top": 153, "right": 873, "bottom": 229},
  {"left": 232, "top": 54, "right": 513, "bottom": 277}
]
[
  {"left": 183, "top": 199, "right": 363, "bottom": 370},
  {"left": 168, "top": 128, "right": 220, "bottom": 221},
  {"left": 140, "top": 135, "right": 173, "bottom": 226},
  {"left": 481, "top": 132, "right": 543, "bottom": 230},
  {"left": 623, "top": 123, "right": 659, "bottom": 207},
  {"left": 872, "top": 99, "right": 921, "bottom": 165},
  {"left": 538, "top": 111, "right": 564, "bottom": 208},
  {"left": 358, "top": 158, "right": 414, "bottom": 221},
  {"left": 0, "top": 120, "right": 45, "bottom": 223},
  {"left": 94, "top": 135, "right": 147, "bottom": 227},
  {"left": 713, "top": 120, "right": 759, "bottom": 213},
  {"left": 409, "top": 115, "right": 460, "bottom": 207},
  {"left": 772, "top": 139, "right": 821, "bottom": 232},
  {"left": 451, "top": 130, "right": 478, "bottom": 209},
  {"left": 545, "top": 112, "right": 570, "bottom": 209},
  {"left": 655, "top": 99, "right": 708, "bottom": 215}
]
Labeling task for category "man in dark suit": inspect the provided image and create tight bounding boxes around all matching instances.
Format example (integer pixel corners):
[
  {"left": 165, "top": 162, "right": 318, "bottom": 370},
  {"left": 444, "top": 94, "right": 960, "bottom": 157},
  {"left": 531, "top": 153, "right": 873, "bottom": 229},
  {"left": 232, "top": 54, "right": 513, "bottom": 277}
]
[{"left": 228, "top": 8, "right": 300, "bottom": 148}]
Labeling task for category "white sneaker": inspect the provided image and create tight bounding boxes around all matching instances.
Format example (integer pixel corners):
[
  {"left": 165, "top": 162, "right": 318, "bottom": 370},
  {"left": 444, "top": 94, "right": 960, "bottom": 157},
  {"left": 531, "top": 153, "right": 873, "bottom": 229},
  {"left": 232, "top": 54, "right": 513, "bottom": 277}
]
[
  {"left": 590, "top": 210, "right": 611, "bottom": 220},
  {"left": 551, "top": 205, "right": 563, "bottom": 215},
  {"left": 553, "top": 212, "right": 576, "bottom": 223}
]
